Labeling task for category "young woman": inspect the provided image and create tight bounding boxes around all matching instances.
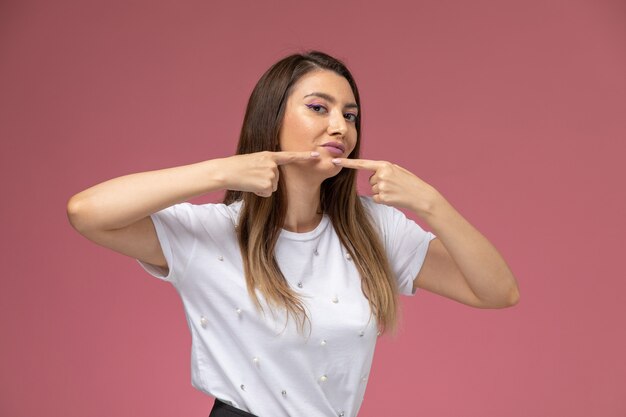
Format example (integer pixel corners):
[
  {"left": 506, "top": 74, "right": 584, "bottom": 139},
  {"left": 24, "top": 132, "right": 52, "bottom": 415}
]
[{"left": 67, "top": 51, "right": 519, "bottom": 417}]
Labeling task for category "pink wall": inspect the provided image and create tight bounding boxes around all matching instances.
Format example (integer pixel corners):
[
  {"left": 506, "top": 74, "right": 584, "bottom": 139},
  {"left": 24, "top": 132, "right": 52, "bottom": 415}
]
[{"left": 1, "top": 0, "right": 625, "bottom": 416}]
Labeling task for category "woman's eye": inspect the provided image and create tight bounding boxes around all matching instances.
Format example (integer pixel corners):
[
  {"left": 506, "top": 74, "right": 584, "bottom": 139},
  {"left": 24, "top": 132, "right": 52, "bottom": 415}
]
[
  {"left": 306, "top": 104, "right": 327, "bottom": 113},
  {"left": 344, "top": 113, "right": 358, "bottom": 122}
]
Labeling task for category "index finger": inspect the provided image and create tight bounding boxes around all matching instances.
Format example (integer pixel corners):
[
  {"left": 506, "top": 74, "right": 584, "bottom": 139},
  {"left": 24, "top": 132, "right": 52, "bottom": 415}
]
[
  {"left": 272, "top": 151, "right": 320, "bottom": 165},
  {"left": 331, "top": 158, "right": 383, "bottom": 171}
]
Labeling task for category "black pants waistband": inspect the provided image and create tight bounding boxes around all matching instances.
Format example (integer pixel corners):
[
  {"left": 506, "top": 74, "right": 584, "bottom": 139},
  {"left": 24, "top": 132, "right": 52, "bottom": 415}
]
[{"left": 209, "top": 398, "right": 259, "bottom": 417}]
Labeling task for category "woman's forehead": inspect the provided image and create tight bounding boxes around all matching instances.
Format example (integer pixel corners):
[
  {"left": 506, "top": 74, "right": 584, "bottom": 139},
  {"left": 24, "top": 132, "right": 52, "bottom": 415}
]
[{"left": 290, "top": 70, "right": 356, "bottom": 104}]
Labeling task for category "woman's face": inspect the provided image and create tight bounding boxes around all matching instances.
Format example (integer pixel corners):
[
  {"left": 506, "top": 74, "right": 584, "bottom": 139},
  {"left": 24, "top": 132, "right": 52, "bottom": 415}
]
[{"left": 279, "top": 69, "right": 359, "bottom": 178}]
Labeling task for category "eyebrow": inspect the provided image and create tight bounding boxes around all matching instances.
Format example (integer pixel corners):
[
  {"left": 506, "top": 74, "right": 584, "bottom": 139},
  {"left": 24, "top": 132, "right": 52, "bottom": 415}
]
[{"left": 303, "top": 92, "right": 359, "bottom": 110}]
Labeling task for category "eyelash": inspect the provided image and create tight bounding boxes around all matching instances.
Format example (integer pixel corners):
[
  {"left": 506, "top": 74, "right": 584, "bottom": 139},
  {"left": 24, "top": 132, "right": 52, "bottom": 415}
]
[
  {"left": 344, "top": 113, "right": 358, "bottom": 123},
  {"left": 305, "top": 104, "right": 358, "bottom": 123}
]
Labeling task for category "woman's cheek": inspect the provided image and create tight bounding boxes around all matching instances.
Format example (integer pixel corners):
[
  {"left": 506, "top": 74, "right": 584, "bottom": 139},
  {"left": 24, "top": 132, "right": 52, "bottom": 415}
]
[{"left": 318, "top": 157, "right": 343, "bottom": 176}]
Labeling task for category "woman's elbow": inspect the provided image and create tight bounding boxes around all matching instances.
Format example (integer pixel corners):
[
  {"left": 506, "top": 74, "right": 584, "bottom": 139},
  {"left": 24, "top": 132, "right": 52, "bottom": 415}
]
[
  {"left": 504, "top": 284, "right": 520, "bottom": 307},
  {"left": 508, "top": 288, "right": 520, "bottom": 306},
  {"left": 66, "top": 194, "right": 94, "bottom": 234},
  {"left": 479, "top": 284, "right": 520, "bottom": 309},
  {"left": 496, "top": 273, "right": 521, "bottom": 308}
]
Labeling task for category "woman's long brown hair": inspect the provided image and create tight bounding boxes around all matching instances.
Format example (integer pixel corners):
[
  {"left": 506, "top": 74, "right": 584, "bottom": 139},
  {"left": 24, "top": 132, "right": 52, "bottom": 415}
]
[{"left": 224, "top": 51, "right": 400, "bottom": 337}]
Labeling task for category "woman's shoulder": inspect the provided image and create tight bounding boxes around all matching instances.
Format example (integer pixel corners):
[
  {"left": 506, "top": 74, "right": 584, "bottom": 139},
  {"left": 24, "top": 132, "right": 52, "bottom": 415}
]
[
  {"left": 358, "top": 195, "right": 413, "bottom": 235},
  {"left": 160, "top": 200, "right": 242, "bottom": 229},
  {"left": 191, "top": 200, "right": 242, "bottom": 222},
  {"left": 358, "top": 195, "right": 388, "bottom": 229},
  {"left": 358, "top": 195, "right": 396, "bottom": 218}
]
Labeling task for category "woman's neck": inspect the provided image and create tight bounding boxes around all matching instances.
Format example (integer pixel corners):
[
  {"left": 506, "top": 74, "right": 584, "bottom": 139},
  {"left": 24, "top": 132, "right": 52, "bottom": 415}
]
[{"left": 281, "top": 169, "right": 323, "bottom": 233}]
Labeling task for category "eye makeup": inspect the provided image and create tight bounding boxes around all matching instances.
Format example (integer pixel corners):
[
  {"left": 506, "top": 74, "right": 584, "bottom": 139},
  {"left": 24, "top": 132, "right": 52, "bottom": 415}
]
[{"left": 305, "top": 103, "right": 327, "bottom": 112}]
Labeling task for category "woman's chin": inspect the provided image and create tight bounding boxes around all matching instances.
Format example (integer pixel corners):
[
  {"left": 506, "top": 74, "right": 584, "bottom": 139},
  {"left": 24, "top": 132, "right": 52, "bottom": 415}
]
[
  {"left": 314, "top": 155, "right": 343, "bottom": 178},
  {"left": 283, "top": 153, "right": 343, "bottom": 181}
]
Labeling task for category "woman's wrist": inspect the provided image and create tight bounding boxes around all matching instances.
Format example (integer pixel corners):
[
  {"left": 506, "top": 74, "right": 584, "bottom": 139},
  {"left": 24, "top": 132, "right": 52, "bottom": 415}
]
[
  {"left": 409, "top": 185, "right": 446, "bottom": 220},
  {"left": 198, "top": 157, "right": 231, "bottom": 193}
]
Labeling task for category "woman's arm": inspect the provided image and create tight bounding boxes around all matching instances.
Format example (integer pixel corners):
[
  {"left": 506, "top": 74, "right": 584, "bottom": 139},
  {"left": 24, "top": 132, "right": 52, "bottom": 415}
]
[
  {"left": 67, "top": 158, "right": 227, "bottom": 268},
  {"left": 67, "top": 151, "right": 319, "bottom": 268},
  {"left": 414, "top": 198, "right": 519, "bottom": 308},
  {"left": 332, "top": 158, "right": 520, "bottom": 308}
]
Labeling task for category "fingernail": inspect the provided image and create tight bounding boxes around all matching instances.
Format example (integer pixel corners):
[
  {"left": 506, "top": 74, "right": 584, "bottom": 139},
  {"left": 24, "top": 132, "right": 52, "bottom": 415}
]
[
  {"left": 331, "top": 158, "right": 341, "bottom": 164},
  {"left": 311, "top": 151, "right": 320, "bottom": 157}
]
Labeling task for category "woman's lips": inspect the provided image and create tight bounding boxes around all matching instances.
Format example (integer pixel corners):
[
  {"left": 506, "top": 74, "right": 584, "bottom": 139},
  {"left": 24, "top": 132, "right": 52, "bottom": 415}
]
[{"left": 320, "top": 142, "right": 345, "bottom": 155}]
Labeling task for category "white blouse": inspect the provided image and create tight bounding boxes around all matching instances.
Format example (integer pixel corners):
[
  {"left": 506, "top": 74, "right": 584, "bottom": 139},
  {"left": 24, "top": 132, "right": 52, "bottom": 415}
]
[{"left": 138, "top": 197, "right": 435, "bottom": 417}]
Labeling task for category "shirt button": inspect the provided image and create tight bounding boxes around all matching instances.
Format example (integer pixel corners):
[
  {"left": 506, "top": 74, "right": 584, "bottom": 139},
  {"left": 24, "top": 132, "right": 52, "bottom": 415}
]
[
  {"left": 297, "top": 282, "right": 303, "bottom": 288},
  {"left": 281, "top": 390, "right": 287, "bottom": 397},
  {"left": 319, "top": 375, "right": 328, "bottom": 383},
  {"left": 359, "top": 330, "right": 364, "bottom": 337},
  {"left": 240, "top": 384, "right": 245, "bottom": 391},
  {"left": 338, "top": 411, "right": 345, "bottom": 417},
  {"left": 345, "top": 253, "right": 352, "bottom": 261},
  {"left": 200, "top": 316, "right": 208, "bottom": 328},
  {"left": 314, "top": 249, "right": 319, "bottom": 256},
  {"left": 332, "top": 296, "right": 339, "bottom": 303},
  {"left": 217, "top": 255, "right": 224, "bottom": 261},
  {"left": 320, "top": 339, "right": 327, "bottom": 346}
]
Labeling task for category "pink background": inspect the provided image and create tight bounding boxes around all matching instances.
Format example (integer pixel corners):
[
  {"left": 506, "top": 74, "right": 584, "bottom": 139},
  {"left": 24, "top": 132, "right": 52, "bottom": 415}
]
[{"left": 1, "top": 0, "right": 625, "bottom": 416}]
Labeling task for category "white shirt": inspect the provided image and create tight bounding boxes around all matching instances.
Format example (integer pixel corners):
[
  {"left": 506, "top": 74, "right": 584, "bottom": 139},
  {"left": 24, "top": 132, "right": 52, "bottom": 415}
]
[{"left": 138, "top": 197, "right": 435, "bottom": 417}]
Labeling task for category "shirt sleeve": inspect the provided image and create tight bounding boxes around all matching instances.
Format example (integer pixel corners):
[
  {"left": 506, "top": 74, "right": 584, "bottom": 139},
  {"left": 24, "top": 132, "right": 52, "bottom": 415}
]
[
  {"left": 361, "top": 197, "right": 437, "bottom": 296},
  {"left": 136, "top": 202, "right": 200, "bottom": 286}
]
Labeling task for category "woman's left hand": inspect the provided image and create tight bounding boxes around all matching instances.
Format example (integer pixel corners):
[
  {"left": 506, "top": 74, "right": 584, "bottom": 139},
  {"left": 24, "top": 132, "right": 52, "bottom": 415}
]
[
  {"left": 333, "top": 157, "right": 521, "bottom": 308},
  {"left": 331, "top": 158, "right": 442, "bottom": 218}
]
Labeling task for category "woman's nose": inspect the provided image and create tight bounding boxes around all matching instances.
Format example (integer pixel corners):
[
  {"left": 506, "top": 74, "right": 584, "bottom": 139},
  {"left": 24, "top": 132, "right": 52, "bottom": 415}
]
[{"left": 327, "top": 110, "right": 347, "bottom": 136}]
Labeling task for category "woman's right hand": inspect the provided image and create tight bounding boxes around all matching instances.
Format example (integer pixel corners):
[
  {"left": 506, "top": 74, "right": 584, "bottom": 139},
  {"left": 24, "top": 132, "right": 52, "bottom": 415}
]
[{"left": 215, "top": 151, "right": 320, "bottom": 197}]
